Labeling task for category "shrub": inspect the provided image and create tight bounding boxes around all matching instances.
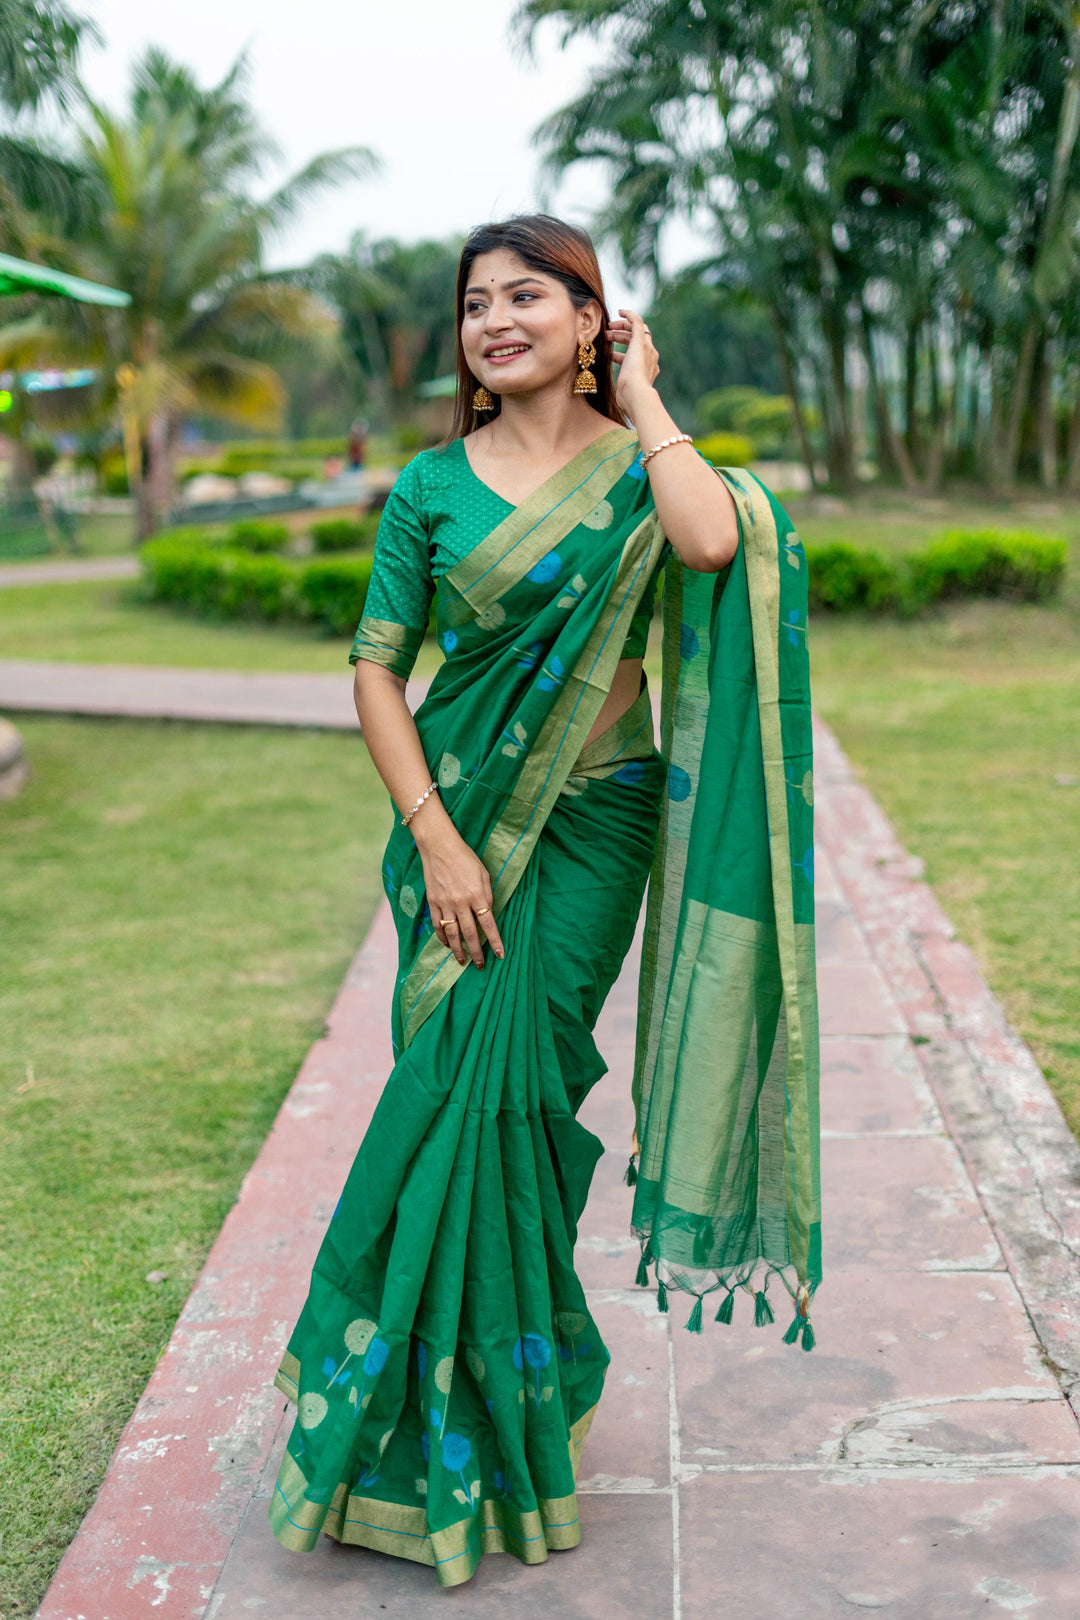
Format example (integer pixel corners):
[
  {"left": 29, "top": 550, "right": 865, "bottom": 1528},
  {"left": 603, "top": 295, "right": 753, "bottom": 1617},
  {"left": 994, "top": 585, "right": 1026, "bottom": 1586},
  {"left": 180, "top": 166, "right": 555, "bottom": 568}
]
[
  {"left": 696, "top": 386, "right": 768, "bottom": 433},
  {"left": 100, "top": 449, "right": 129, "bottom": 495},
  {"left": 310, "top": 515, "right": 379, "bottom": 552},
  {"left": 141, "top": 535, "right": 291, "bottom": 621},
  {"left": 692, "top": 432, "right": 756, "bottom": 468},
  {"left": 217, "top": 447, "right": 327, "bottom": 478},
  {"left": 226, "top": 519, "right": 290, "bottom": 553},
  {"left": 294, "top": 556, "right": 373, "bottom": 635},
  {"left": 907, "top": 530, "right": 1066, "bottom": 604},
  {"left": 805, "top": 529, "right": 1067, "bottom": 617},
  {"left": 804, "top": 542, "right": 906, "bottom": 614},
  {"left": 140, "top": 531, "right": 374, "bottom": 635}
]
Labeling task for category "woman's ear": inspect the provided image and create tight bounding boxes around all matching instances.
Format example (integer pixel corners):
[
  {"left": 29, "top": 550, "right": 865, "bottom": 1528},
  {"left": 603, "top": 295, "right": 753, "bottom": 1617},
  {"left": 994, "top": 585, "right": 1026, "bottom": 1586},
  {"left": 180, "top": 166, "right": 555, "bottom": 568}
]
[{"left": 577, "top": 300, "right": 603, "bottom": 346}]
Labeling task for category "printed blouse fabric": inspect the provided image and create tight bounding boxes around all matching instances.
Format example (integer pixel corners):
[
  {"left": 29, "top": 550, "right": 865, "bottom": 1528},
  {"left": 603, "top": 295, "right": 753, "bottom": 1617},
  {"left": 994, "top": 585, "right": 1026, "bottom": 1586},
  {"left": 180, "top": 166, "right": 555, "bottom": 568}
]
[{"left": 349, "top": 437, "right": 664, "bottom": 679}]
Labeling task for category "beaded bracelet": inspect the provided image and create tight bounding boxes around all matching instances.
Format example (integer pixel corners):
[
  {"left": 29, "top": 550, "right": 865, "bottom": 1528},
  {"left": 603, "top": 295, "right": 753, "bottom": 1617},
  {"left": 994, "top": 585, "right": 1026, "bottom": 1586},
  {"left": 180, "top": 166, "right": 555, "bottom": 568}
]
[
  {"left": 641, "top": 431, "right": 694, "bottom": 466},
  {"left": 401, "top": 780, "right": 439, "bottom": 827}
]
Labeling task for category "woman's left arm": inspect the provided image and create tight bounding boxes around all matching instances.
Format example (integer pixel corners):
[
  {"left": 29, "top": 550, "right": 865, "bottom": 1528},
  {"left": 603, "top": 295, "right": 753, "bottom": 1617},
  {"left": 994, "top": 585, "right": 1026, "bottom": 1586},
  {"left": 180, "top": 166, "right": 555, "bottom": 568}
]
[{"left": 608, "top": 308, "right": 740, "bottom": 573}]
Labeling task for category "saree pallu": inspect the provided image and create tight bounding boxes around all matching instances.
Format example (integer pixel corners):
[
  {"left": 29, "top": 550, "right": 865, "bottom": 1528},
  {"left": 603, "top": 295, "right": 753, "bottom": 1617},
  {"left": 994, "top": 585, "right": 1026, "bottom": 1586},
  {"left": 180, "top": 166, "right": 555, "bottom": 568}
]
[{"left": 268, "top": 427, "right": 822, "bottom": 1586}]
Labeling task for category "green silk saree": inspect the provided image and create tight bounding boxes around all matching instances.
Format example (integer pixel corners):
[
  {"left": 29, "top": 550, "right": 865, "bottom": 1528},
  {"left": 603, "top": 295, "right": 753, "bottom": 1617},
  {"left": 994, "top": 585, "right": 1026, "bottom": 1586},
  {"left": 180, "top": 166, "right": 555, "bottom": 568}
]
[{"left": 268, "top": 425, "right": 821, "bottom": 1585}]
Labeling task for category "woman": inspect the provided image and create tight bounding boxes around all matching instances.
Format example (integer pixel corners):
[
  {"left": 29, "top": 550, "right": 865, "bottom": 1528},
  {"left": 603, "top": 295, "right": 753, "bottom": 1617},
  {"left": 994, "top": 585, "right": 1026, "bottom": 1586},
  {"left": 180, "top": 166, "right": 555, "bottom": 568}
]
[{"left": 268, "top": 215, "right": 821, "bottom": 1587}]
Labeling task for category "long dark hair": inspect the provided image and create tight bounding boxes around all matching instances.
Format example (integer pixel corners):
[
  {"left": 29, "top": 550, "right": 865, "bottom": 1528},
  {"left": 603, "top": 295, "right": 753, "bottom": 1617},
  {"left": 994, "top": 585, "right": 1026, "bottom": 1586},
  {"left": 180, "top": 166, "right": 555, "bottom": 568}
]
[{"left": 446, "top": 213, "right": 626, "bottom": 443}]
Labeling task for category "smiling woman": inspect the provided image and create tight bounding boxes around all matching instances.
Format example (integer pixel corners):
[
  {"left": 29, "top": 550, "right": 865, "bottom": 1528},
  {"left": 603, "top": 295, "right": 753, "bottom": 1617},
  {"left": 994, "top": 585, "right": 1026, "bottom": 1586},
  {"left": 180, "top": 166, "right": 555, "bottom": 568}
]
[{"left": 267, "top": 214, "right": 822, "bottom": 1588}]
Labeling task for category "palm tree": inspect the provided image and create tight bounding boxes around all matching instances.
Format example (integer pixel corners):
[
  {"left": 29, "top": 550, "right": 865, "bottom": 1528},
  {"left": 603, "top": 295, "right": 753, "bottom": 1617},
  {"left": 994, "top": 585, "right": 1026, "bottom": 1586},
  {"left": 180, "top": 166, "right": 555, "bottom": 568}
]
[
  {"left": 0, "top": 47, "right": 379, "bottom": 536},
  {"left": 307, "top": 232, "right": 462, "bottom": 429},
  {"left": 0, "top": 0, "right": 101, "bottom": 248},
  {"left": 516, "top": 0, "right": 1080, "bottom": 493}
]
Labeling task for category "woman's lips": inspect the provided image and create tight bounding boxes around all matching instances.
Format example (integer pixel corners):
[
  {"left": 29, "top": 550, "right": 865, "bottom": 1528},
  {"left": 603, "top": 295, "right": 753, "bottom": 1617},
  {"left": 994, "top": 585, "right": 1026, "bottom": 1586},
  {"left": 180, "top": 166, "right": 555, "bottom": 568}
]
[{"left": 485, "top": 345, "right": 531, "bottom": 366}]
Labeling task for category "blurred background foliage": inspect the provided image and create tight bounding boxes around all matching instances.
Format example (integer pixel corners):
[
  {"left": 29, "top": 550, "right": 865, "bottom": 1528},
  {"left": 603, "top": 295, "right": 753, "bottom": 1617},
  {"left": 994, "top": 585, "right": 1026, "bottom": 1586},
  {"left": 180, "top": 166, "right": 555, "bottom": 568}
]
[{"left": 5, "top": 0, "right": 1080, "bottom": 535}]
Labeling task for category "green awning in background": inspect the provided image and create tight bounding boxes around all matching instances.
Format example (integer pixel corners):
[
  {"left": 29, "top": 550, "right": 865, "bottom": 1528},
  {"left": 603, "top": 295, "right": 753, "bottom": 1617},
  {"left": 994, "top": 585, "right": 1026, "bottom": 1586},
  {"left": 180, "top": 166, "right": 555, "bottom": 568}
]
[{"left": 0, "top": 252, "right": 130, "bottom": 306}]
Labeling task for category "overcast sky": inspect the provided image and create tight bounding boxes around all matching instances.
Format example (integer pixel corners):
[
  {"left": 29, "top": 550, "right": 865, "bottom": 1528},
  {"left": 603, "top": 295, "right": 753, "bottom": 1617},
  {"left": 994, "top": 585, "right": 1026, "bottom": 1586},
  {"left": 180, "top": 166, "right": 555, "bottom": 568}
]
[{"left": 75, "top": 0, "right": 709, "bottom": 312}]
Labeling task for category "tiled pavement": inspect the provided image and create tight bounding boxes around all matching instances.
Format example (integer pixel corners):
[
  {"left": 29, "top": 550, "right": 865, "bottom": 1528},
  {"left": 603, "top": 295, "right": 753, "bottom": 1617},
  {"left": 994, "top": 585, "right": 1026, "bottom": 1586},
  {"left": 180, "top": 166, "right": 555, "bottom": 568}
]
[
  {"left": 32, "top": 704, "right": 1080, "bottom": 1619},
  {"left": 0, "top": 660, "right": 358, "bottom": 729}
]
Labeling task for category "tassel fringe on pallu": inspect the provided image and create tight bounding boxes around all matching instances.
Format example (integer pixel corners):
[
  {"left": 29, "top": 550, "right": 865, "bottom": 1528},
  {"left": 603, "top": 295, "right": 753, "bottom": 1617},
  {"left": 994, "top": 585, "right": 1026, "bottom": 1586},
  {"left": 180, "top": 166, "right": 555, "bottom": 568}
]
[{"left": 631, "top": 1242, "right": 818, "bottom": 1351}]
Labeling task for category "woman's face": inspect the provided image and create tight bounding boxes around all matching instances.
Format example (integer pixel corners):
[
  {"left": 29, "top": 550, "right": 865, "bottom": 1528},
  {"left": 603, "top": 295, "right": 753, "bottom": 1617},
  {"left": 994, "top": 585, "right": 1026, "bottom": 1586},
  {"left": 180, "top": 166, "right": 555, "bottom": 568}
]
[{"left": 460, "top": 248, "right": 601, "bottom": 401}]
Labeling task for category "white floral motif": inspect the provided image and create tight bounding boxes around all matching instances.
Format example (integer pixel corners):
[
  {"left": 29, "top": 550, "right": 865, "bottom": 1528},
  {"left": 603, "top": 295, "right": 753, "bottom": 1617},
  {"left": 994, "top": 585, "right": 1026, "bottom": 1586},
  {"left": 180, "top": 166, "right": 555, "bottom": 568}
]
[
  {"left": 476, "top": 602, "right": 506, "bottom": 631},
  {"left": 438, "top": 753, "right": 461, "bottom": 789},
  {"left": 399, "top": 884, "right": 419, "bottom": 918},
  {"left": 298, "top": 1392, "right": 328, "bottom": 1429},
  {"left": 582, "top": 498, "right": 614, "bottom": 530}
]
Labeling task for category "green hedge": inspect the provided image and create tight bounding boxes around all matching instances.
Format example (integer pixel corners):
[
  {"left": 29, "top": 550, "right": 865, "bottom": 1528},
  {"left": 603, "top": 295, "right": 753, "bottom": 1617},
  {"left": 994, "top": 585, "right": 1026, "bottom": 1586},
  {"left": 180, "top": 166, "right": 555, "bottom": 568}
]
[
  {"left": 227, "top": 519, "right": 291, "bottom": 553},
  {"left": 309, "top": 515, "right": 379, "bottom": 553},
  {"left": 141, "top": 525, "right": 1067, "bottom": 639},
  {"left": 140, "top": 533, "right": 374, "bottom": 635},
  {"left": 805, "top": 530, "right": 1066, "bottom": 616},
  {"left": 692, "top": 432, "right": 756, "bottom": 467}
]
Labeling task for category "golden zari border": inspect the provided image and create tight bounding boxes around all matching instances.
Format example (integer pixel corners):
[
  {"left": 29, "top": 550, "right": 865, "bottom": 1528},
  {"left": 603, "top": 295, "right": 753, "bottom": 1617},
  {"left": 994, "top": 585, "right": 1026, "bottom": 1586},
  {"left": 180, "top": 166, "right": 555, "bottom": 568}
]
[{"left": 268, "top": 1405, "right": 598, "bottom": 1586}]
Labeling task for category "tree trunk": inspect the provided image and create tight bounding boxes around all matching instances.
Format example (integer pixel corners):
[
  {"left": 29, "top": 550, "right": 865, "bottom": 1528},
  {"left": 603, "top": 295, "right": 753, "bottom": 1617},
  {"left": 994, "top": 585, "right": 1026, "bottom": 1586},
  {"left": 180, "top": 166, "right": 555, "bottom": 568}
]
[
  {"left": 859, "top": 302, "right": 919, "bottom": 491},
  {"left": 1064, "top": 386, "right": 1080, "bottom": 493},
  {"left": 1037, "top": 335, "right": 1058, "bottom": 490},
  {"left": 923, "top": 325, "right": 946, "bottom": 492},
  {"left": 904, "top": 321, "right": 919, "bottom": 463},
  {"left": 1001, "top": 318, "right": 1039, "bottom": 487},
  {"left": 769, "top": 304, "right": 820, "bottom": 491},
  {"left": 821, "top": 294, "right": 854, "bottom": 491}
]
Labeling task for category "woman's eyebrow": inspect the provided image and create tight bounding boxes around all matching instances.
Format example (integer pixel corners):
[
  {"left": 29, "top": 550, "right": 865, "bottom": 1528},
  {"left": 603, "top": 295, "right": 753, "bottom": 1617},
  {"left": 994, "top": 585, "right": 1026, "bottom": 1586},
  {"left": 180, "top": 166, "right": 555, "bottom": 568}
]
[{"left": 464, "top": 276, "right": 547, "bottom": 296}]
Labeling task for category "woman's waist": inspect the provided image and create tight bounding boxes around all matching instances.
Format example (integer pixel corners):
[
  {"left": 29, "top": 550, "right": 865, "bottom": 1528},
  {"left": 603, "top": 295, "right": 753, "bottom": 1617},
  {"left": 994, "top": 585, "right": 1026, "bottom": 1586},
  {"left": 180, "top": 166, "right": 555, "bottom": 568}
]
[{"left": 569, "top": 672, "right": 656, "bottom": 779}]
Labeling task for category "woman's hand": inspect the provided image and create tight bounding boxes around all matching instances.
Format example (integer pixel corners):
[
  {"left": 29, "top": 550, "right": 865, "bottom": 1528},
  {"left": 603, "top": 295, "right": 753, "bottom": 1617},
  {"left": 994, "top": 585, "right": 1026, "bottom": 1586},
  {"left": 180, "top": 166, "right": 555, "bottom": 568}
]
[
  {"left": 607, "top": 308, "right": 660, "bottom": 413},
  {"left": 413, "top": 815, "right": 505, "bottom": 968},
  {"left": 605, "top": 308, "right": 740, "bottom": 573}
]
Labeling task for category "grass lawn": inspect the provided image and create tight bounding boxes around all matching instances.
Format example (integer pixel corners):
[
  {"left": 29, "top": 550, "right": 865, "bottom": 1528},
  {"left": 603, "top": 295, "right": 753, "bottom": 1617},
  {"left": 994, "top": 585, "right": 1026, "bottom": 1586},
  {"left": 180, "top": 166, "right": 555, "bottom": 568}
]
[
  {"left": 0, "top": 718, "right": 393, "bottom": 1616},
  {"left": 0, "top": 577, "right": 362, "bottom": 671}
]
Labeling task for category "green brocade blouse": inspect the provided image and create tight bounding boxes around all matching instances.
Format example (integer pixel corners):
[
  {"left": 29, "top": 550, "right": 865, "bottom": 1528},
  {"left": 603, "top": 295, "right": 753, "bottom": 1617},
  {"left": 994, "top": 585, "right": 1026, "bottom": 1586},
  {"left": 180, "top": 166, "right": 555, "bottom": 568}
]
[{"left": 348, "top": 436, "right": 666, "bottom": 677}]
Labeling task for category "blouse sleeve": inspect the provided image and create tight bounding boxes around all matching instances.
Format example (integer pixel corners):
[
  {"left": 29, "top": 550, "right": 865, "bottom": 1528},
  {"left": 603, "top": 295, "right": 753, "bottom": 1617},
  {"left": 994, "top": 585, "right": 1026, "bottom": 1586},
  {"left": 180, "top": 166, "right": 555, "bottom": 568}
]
[{"left": 349, "top": 456, "right": 434, "bottom": 678}]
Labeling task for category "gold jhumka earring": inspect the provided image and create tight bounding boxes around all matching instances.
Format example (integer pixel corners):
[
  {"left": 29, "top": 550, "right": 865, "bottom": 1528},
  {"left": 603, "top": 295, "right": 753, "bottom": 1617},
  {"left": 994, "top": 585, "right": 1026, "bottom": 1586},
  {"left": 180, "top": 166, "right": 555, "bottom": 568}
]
[
  {"left": 572, "top": 340, "right": 598, "bottom": 395},
  {"left": 472, "top": 383, "right": 495, "bottom": 412}
]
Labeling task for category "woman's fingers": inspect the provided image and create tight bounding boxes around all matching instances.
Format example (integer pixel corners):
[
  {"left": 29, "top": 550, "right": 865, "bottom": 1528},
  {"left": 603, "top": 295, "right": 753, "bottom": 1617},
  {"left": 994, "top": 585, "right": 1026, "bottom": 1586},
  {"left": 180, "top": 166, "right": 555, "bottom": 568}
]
[
  {"left": 438, "top": 914, "right": 466, "bottom": 964},
  {"left": 431, "top": 900, "right": 504, "bottom": 967},
  {"left": 456, "top": 908, "right": 486, "bottom": 968},
  {"left": 476, "top": 906, "right": 505, "bottom": 960}
]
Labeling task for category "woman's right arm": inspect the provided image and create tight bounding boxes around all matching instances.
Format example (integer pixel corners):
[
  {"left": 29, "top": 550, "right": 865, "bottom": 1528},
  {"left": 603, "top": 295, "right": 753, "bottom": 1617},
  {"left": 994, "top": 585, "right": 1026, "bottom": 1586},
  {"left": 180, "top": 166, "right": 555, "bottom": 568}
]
[{"left": 352, "top": 660, "right": 505, "bottom": 967}]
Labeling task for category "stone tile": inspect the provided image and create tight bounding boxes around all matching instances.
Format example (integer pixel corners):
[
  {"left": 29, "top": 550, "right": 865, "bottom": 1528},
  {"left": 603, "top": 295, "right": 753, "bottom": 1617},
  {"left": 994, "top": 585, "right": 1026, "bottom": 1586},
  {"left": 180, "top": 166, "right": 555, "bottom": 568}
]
[
  {"left": 577, "top": 1292, "right": 671, "bottom": 1491},
  {"left": 679, "top": 1469, "right": 1080, "bottom": 1619},
  {"left": 821, "top": 1034, "right": 944, "bottom": 1136},
  {"left": 672, "top": 1267, "right": 1071, "bottom": 1469},
  {"left": 574, "top": 1143, "right": 643, "bottom": 1292},
  {"left": 818, "top": 959, "right": 907, "bottom": 1036},
  {"left": 211, "top": 1467, "right": 673, "bottom": 1618},
  {"left": 813, "top": 839, "right": 848, "bottom": 903},
  {"left": 815, "top": 896, "right": 871, "bottom": 962},
  {"left": 823, "top": 1135, "right": 1003, "bottom": 1271},
  {"left": 842, "top": 1399, "right": 1080, "bottom": 1466}
]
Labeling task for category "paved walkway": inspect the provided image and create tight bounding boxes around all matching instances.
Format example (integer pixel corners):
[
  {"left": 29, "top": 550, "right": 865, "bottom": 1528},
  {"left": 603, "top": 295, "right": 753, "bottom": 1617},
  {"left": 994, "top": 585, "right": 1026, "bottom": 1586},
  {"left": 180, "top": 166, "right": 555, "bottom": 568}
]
[
  {"left": 0, "top": 660, "right": 361, "bottom": 728},
  {"left": 30, "top": 702, "right": 1080, "bottom": 1617},
  {"left": 0, "top": 554, "right": 139, "bottom": 586}
]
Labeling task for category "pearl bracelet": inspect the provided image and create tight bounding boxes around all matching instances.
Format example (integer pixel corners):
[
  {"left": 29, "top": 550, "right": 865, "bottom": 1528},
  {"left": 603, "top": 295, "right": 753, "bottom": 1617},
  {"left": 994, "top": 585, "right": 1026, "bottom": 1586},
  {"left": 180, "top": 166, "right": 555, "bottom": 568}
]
[
  {"left": 401, "top": 780, "right": 439, "bottom": 826},
  {"left": 640, "top": 432, "right": 694, "bottom": 466}
]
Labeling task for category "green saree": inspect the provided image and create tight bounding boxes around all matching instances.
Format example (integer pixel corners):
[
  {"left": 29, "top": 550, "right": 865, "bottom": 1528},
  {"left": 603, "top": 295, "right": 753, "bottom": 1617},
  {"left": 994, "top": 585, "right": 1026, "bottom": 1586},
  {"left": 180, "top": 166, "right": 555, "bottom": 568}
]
[{"left": 268, "top": 425, "right": 821, "bottom": 1585}]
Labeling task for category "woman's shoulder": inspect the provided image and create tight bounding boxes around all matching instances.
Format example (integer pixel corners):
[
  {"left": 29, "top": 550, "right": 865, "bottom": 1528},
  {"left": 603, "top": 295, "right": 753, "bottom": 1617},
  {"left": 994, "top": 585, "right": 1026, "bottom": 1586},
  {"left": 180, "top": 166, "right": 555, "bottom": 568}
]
[{"left": 389, "top": 441, "right": 460, "bottom": 509}]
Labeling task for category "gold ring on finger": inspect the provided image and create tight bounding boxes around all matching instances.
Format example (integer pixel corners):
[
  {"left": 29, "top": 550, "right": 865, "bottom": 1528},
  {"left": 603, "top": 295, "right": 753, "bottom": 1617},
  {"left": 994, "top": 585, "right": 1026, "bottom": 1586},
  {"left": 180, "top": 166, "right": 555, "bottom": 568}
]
[
  {"left": 440, "top": 917, "right": 455, "bottom": 926},
  {"left": 475, "top": 906, "right": 490, "bottom": 916}
]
